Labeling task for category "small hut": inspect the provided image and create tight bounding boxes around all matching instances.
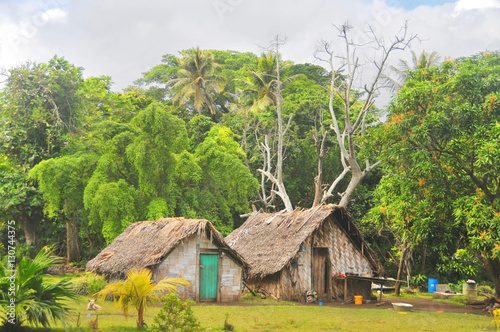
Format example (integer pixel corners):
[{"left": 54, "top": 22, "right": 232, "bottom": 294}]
[
  {"left": 225, "top": 205, "right": 385, "bottom": 302},
  {"left": 86, "top": 218, "right": 247, "bottom": 302}
]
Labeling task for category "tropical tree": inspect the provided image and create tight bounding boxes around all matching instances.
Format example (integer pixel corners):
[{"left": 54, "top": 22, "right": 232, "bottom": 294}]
[
  {"left": 193, "top": 125, "right": 259, "bottom": 233},
  {"left": 382, "top": 50, "right": 442, "bottom": 93},
  {"left": 29, "top": 153, "right": 98, "bottom": 261},
  {"left": 168, "top": 48, "right": 225, "bottom": 118},
  {"left": 95, "top": 268, "right": 189, "bottom": 329},
  {"left": 0, "top": 247, "right": 78, "bottom": 329},
  {"left": 368, "top": 51, "right": 500, "bottom": 295},
  {"left": 0, "top": 56, "right": 86, "bottom": 249}
]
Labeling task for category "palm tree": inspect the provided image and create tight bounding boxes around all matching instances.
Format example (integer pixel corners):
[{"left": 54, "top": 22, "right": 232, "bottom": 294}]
[
  {"left": 168, "top": 48, "right": 225, "bottom": 117},
  {"left": 239, "top": 52, "right": 301, "bottom": 112},
  {"left": 383, "top": 50, "right": 442, "bottom": 93},
  {"left": 95, "top": 268, "right": 189, "bottom": 329},
  {"left": 0, "top": 247, "right": 78, "bottom": 329}
]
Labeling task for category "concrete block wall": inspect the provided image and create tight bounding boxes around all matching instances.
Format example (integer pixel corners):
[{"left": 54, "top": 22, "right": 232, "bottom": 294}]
[
  {"left": 154, "top": 235, "right": 215, "bottom": 301},
  {"left": 220, "top": 255, "right": 243, "bottom": 302},
  {"left": 153, "top": 234, "right": 243, "bottom": 302}
]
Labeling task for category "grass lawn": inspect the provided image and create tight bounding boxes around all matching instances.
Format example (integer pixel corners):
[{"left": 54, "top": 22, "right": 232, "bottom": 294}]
[
  {"left": 47, "top": 295, "right": 495, "bottom": 332},
  {"left": 40, "top": 275, "right": 496, "bottom": 331}
]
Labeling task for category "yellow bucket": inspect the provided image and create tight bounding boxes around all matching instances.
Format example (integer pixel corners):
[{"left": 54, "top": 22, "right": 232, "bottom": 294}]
[{"left": 354, "top": 295, "right": 363, "bottom": 305}]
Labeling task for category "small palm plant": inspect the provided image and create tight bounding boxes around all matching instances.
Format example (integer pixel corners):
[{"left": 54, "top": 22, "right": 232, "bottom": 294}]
[
  {"left": 95, "top": 268, "right": 189, "bottom": 329},
  {"left": 0, "top": 247, "right": 78, "bottom": 330}
]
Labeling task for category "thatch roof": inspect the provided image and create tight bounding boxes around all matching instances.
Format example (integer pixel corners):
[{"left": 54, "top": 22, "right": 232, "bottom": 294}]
[
  {"left": 225, "top": 204, "right": 385, "bottom": 278},
  {"left": 86, "top": 218, "right": 247, "bottom": 279}
]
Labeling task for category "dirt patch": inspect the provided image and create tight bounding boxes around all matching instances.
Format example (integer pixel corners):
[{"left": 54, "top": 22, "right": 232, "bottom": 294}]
[
  {"left": 46, "top": 265, "right": 85, "bottom": 275},
  {"left": 204, "top": 296, "right": 490, "bottom": 316},
  {"left": 321, "top": 296, "right": 488, "bottom": 316}
]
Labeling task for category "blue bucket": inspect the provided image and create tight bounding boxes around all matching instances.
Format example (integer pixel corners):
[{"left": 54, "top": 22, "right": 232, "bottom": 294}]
[{"left": 428, "top": 278, "right": 438, "bottom": 293}]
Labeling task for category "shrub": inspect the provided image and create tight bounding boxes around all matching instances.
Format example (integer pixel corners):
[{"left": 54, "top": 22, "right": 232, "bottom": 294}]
[
  {"left": 493, "top": 309, "right": 500, "bottom": 331},
  {"left": 150, "top": 294, "right": 201, "bottom": 332},
  {"left": 410, "top": 274, "right": 427, "bottom": 288},
  {"left": 478, "top": 284, "right": 495, "bottom": 295},
  {"left": 72, "top": 273, "right": 107, "bottom": 296}
]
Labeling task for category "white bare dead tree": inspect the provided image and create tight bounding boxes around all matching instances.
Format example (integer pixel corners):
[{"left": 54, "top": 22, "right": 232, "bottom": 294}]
[
  {"left": 315, "top": 22, "right": 417, "bottom": 207},
  {"left": 256, "top": 35, "right": 294, "bottom": 212}
]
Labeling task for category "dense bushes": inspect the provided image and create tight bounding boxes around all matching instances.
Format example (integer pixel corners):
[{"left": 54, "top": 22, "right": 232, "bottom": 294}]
[{"left": 72, "top": 273, "right": 107, "bottom": 296}]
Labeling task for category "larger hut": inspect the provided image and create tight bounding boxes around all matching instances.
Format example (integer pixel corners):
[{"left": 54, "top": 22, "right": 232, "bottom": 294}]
[
  {"left": 86, "top": 218, "right": 247, "bottom": 302},
  {"left": 225, "top": 205, "right": 385, "bottom": 302}
]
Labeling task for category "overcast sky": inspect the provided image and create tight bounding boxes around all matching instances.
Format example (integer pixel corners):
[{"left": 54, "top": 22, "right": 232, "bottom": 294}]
[{"left": 1, "top": 0, "right": 499, "bottom": 92}]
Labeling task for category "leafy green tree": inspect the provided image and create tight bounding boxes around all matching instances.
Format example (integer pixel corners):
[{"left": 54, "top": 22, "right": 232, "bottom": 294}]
[
  {"left": 368, "top": 52, "right": 500, "bottom": 295},
  {"left": 0, "top": 57, "right": 85, "bottom": 248},
  {"left": 83, "top": 103, "right": 188, "bottom": 243},
  {"left": 95, "top": 268, "right": 189, "bottom": 329},
  {"left": 194, "top": 125, "right": 259, "bottom": 233},
  {"left": 29, "top": 154, "right": 98, "bottom": 261},
  {"left": 0, "top": 247, "right": 78, "bottom": 329}
]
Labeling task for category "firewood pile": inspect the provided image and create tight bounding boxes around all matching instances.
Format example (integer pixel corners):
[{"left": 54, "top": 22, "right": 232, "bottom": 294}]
[
  {"left": 253, "top": 285, "right": 279, "bottom": 301},
  {"left": 466, "top": 292, "right": 500, "bottom": 315}
]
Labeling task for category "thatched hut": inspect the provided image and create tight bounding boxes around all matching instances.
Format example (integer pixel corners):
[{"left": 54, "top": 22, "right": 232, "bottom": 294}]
[
  {"left": 225, "top": 205, "right": 385, "bottom": 302},
  {"left": 86, "top": 218, "right": 247, "bottom": 302}
]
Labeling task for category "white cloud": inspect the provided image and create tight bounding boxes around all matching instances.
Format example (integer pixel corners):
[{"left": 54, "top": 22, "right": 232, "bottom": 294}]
[
  {"left": 41, "top": 8, "right": 67, "bottom": 23},
  {"left": 0, "top": 0, "right": 498, "bottom": 95},
  {"left": 455, "top": 0, "right": 500, "bottom": 11}
]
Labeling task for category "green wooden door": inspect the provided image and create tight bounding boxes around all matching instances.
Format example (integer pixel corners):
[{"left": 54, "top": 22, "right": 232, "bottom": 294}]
[{"left": 199, "top": 254, "right": 218, "bottom": 300}]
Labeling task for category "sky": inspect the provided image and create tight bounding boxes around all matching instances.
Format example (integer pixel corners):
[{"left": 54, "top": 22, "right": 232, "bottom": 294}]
[{"left": 0, "top": 0, "right": 499, "bottom": 93}]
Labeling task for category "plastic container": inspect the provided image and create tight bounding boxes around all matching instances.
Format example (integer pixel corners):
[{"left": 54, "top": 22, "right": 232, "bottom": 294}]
[
  {"left": 354, "top": 295, "right": 363, "bottom": 305},
  {"left": 392, "top": 303, "right": 413, "bottom": 311},
  {"left": 428, "top": 278, "right": 438, "bottom": 293}
]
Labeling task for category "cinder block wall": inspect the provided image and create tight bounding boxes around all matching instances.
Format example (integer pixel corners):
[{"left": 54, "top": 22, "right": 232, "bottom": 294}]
[
  {"left": 154, "top": 234, "right": 242, "bottom": 302},
  {"left": 220, "top": 255, "right": 243, "bottom": 302}
]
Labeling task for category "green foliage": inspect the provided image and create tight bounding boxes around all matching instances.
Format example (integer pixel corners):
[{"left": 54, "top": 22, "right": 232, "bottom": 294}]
[
  {"left": 368, "top": 51, "right": 500, "bottom": 291},
  {"left": 72, "top": 272, "right": 107, "bottom": 296},
  {"left": 150, "top": 294, "right": 201, "bottom": 332},
  {"left": 410, "top": 274, "right": 427, "bottom": 288},
  {"left": 194, "top": 125, "right": 259, "bottom": 233},
  {"left": 0, "top": 247, "right": 78, "bottom": 329},
  {"left": 168, "top": 48, "right": 225, "bottom": 117},
  {"left": 478, "top": 284, "right": 495, "bottom": 295},
  {"left": 95, "top": 268, "right": 189, "bottom": 329}
]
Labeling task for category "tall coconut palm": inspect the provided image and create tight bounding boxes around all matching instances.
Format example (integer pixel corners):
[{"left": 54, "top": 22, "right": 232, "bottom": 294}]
[
  {"left": 239, "top": 52, "right": 301, "bottom": 112},
  {"left": 168, "top": 48, "right": 225, "bottom": 117},
  {"left": 95, "top": 268, "right": 189, "bottom": 329},
  {"left": 383, "top": 50, "right": 442, "bottom": 93}
]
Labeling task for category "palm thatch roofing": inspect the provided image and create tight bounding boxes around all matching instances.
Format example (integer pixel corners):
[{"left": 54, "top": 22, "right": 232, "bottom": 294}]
[
  {"left": 86, "top": 218, "right": 247, "bottom": 279},
  {"left": 225, "top": 204, "right": 385, "bottom": 278}
]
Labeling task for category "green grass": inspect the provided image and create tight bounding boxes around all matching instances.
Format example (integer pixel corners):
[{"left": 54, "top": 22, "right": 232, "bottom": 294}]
[
  {"left": 38, "top": 276, "right": 494, "bottom": 331},
  {"left": 45, "top": 295, "right": 494, "bottom": 332}
]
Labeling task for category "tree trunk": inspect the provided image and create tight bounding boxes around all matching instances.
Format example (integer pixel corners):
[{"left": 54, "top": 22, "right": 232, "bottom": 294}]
[
  {"left": 137, "top": 304, "right": 144, "bottom": 329},
  {"left": 17, "top": 211, "right": 41, "bottom": 250},
  {"left": 313, "top": 131, "right": 327, "bottom": 207},
  {"left": 339, "top": 172, "right": 363, "bottom": 207},
  {"left": 395, "top": 241, "right": 408, "bottom": 296},
  {"left": 418, "top": 243, "right": 427, "bottom": 275},
  {"left": 66, "top": 221, "right": 81, "bottom": 263},
  {"left": 481, "top": 256, "right": 500, "bottom": 297}
]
